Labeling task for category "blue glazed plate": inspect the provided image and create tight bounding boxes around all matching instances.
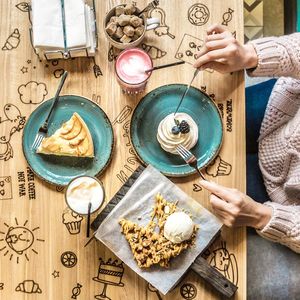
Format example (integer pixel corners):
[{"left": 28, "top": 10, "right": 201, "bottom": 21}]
[
  {"left": 130, "top": 84, "right": 223, "bottom": 177},
  {"left": 22, "top": 95, "right": 114, "bottom": 186}
]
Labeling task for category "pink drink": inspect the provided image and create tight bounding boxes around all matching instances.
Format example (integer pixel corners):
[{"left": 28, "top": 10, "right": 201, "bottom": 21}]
[{"left": 115, "top": 48, "right": 153, "bottom": 94}]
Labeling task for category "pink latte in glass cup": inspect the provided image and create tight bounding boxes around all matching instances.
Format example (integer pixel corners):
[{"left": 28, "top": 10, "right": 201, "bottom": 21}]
[{"left": 115, "top": 48, "right": 153, "bottom": 95}]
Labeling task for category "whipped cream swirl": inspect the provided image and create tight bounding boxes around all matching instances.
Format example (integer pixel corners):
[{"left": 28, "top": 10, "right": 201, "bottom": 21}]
[{"left": 157, "top": 113, "right": 198, "bottom": 154}]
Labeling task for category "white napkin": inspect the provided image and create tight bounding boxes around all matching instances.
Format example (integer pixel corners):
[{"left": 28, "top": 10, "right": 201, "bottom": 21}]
[{"left": 32, "top": 0, "right": 87, "bottom": 49}]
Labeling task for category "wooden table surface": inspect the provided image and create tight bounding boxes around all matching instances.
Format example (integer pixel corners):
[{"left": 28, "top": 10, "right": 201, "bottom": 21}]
[{"left": 0, "top": 0, "right": 246, "bottom": 299}]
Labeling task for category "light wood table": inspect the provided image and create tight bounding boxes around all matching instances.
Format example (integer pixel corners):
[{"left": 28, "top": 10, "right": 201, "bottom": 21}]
[{"left": 0, "top": 0, "right": 246, "bottom": 299}]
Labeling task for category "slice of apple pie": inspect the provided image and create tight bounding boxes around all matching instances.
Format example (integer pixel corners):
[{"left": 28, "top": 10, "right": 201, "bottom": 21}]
[
  {"left": 37, "top": 112, "right": 94, "bottom": 157},
  {"left": 119, "top": 194, "right": 197, "bottom": 268}
]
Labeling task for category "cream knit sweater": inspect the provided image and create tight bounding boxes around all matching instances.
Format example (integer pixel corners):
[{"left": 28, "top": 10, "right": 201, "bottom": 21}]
[{"left": 248, "top": 33, "right": 300, "bottom": 253}]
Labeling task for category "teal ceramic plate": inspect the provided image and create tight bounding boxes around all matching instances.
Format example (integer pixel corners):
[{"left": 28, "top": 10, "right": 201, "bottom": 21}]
[
  {"left": 22, "top": 95, "right": 114, "bottom": 186},
  {"left": 130, "top": 84, "right": 223, "bottom": 177}
]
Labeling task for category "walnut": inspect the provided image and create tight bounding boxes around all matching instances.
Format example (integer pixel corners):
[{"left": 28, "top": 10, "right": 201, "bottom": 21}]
[
  {"left": 110, "top": 16, "right": 119, "bottom": 23},
  {"left": 115, "top": 6, "right": 125, "bottom": 16},
  {"left": 130, "top": 16, "right": 143, "bottom": 28},
  {"left": 142, "top": 239, "right": 151, "bottom": 247},
  {"left": 134, "top": 26, "right": 145, "bottom": 37},
  {"left": 123, "top": 25, "right": 135, "bottom": 37},
  {"left": 113, "top": 26, "right": 124, "bottom": 40},
  {"left": 124, "top": 4, "right": 136, "bottom": 15},
  {"left": 120, "top": 34, "right": 131, "bottom": 44},
  {"left": 118, "top": 14, "right": 131, "bottom": 26},
  {"left": 105, "top": 22, "right": 117, "bottom": 36}
]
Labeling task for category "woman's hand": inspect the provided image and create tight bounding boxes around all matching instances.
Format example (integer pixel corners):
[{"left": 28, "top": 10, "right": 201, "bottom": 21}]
[
  {"left": 194, "top": 24, "right": 258, "bottom": 73},
  {"left": 199, "top": 180, "right": 272, "bottom": 229}
]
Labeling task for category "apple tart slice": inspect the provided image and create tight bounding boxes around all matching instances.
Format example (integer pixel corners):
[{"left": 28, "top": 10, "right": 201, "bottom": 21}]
[{"left": 37, "top": 112, "right": 94, "bottom": 157}]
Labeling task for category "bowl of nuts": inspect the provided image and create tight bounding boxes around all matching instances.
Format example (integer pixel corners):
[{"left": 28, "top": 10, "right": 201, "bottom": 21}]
[{"left": 104, "top": 3, "right": 159, "bottom": 49}]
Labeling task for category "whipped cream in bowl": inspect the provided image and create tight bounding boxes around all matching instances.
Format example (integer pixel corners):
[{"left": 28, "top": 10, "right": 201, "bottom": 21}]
[
  {"left": 65, "top": 176, "right": 105, "bottom": 215},
  {"left": 157, "top": 112, "right": 199, "bottom": 154}
]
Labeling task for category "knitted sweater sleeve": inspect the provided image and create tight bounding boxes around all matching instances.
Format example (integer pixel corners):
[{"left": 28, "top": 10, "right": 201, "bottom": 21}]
[
  {"left": 256, "top": 202, "right": 300, "bottom": 253},
  {"left": 247, "top": 33, "right": 300, "bottom": 78}
]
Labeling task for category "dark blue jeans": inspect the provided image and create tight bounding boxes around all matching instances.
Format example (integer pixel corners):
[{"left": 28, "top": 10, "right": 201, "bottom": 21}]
[{"left": 246, "top": 79, "right": 276, "bottom": 203}]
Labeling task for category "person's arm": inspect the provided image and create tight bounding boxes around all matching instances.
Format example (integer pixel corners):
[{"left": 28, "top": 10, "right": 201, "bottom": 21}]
[
  {"left": 246, "top": 33, "right": 300, "bottom": 78},
  {"left": 194, "top": 24, "right": 300, "bottom": 79},
  {"left": 256, "top": 202, "right": 300, "bottom": 253},
  {"left": 199, "top": 180, "right": 300, "bottom": 253},
  {"left": 194, "top": 24, "right": 257, "bottom": 73}
]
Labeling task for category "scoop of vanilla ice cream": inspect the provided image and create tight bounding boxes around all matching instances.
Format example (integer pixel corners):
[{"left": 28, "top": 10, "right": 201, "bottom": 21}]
[{"left": 164, "top": 211, "right": 194, "bottom": 244}]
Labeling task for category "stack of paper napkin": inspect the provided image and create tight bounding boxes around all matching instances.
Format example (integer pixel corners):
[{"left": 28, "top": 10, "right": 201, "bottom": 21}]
[{"left": 31, "top": 0, "right": 97, "bottom": 59}]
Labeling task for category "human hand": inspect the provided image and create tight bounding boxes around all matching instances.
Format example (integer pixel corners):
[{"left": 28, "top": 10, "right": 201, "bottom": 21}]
[
  {"left": 193, "top": 24, "right": 258, "bottom": 73},
  {"left": 199, "top": 180, "right": 272, "bottom": 229}
]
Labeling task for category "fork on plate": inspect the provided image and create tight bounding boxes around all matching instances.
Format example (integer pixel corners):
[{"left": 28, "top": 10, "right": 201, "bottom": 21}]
[
  {"left": 176, "top": 144, "right": 207, "bottom": 180},
  {"left": 32, "top": 71, "right": 68, "bottom": 150}
]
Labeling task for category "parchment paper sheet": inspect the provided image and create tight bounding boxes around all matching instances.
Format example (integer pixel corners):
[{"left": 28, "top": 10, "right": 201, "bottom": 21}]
[{"left": 95, "top": 165, "right": 222, "bottom": 295}]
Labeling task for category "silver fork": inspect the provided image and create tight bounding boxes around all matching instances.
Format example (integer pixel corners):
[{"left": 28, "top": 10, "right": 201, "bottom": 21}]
[
  {"left": 32, "top": 71, "right": 68, "bottom": 150},
  {"left": 176, "top": 144, "right": 207, "bottom": 180}
]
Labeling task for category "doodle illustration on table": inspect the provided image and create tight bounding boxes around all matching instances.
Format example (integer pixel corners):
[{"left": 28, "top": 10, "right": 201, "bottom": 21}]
[
  {"left": 0, "top": 282, "right": 3, "bottom": 290},
  {"left": 20, "top": 66, "right": 28, "bottom": 74},
  {"left": 17, "top": 167, "right": 36, "bottom": 200},
  {"left": 205, "top": 241, "right": 238, "bottom": 285},
  {"left": 92, "top": 94, "right": 101, "bottom": 105},
  {"left": 15, "top": 280, "right": 42, "bottom": 294},
  {"left": 200, "top": 85, "right": 216, "bottom": 101},
  {"left": 0, "top": 104, "right": 26, "bottom": 161},
  {"left": 108, "top": 45, "right": 116, "bottom": 62},
  {"left": 232, "top": 31, "right": 237, "bottom": 39},
  {"left": 16, "top": 2, "right": 30, "bottom": 12},
  {"left": 175, "top": 34, "right": 204, "bottom": 65},
  {"left": 52, "top": 60, "right": 59, "bottom": 66},
  {"left": 92, "top": 57, "right": 103, "bottom": 78},
  {"left": 112, "top": 105, "right": 132, "bottom": 126},
  {"left": 52, "top": 270, "right": 59, "bottom": 278},
  {"left": 0, "top": 176, "right": 12, "bottom": 200},
  {"left": 2, "top": 29, "right": 20, "bottom": 51},
  {"left": 93, "top": 258, "right": 125, "bottom": 300},
  {"left": 62, "top": 207, "right": 83, "bottom": 235},
  {"left": 147, "top": 7, "right": 175, "bottom": 39},
  {"left": 187, "top": 3, "right": 210, "bottom": 26},
  {"left": 18, "top": 81, "right": 48, "bottom": 104},
  {"left": 108, "top": 45, "right": 121, "bottom": 62},
  {"left": 205, "top": 156, "right": 232, "bottom": 177},
  {"left": 116, "top": 122, "right": 140, "bottom": 183},
  {"left": 122, "top": 120, "right": 131, "bottom": 147},
  {"left": 217, "top": 103, "right": 224, "bottom": 118},
  {"left": 226, "top": 99, "right": 233, "bottom": 132},
  {"left": 53, "top": 69, "right": 65, "bottom": 78},
  {"left": 56, "top": 186, "right": 64, "bottom": 192},
  {"left": 222, "top": 8, "right": 234, "bottom": 26},
  {"left": 142, "top": 43, "right": 167, "bottom": 60},
  {"left": 61, "top": 251, "right": 77, "bottom": 268},
  {"left": 0, "top": 218, "right": 45, "bottom": 263},
  {"left": 147, "top": 283, "right": 162, "bottom": 300},
  {"left": 180, "top": 283, "right": 197, "bottom": 300},
  {"left": 192, "top": 183, "right": 202, "bottom": 192},
  {"left": 71, "top": 283, "right": 82, "bottom": 299}
]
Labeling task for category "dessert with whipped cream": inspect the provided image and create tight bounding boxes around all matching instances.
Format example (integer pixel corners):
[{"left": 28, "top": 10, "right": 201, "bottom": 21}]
[
  {"left": 164, "top": 211, "right": 194, "bottom": 244},
  {"left": 65, "top": 176, "right": 104, "bottom": 215},
  {"left": 157, "top": 112, "right": 198, "bottom": 154}
]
